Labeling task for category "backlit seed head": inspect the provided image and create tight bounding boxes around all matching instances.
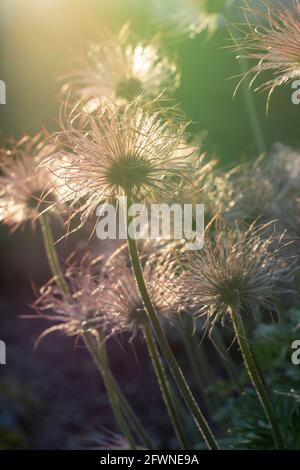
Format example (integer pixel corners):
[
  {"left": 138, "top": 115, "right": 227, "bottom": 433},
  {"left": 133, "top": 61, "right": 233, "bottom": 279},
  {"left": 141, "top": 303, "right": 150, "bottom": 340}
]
[
  {"left": 0, "top": 134, "right": 59, "bottom": 231},
  {"left": 43, "top": 98, "right": 197, "bottom": 229},
  {"left": 100, "top": 259, "right": 175, "bottom": 339},
  {"left": 202, "top": 145, "right": 300, "bottom": 225},
  {"left": 267, "top": 143, "right": 300, "bottom": 198},
  {"left": 211, "top": 157, "right": 274, "bottom": 223},
  {"left": 35, "top": 261, "right": 106, "bottom": 339},
  {"left": 61, "top": 25, "right": 179, "bottom": 110},
  {"left": 176, "top": 218, "right": 295, "bottom": 332},
  {"left": 35, "top": 250, "right": 175, "bottom": 342},
  {"left": 230, "top": 1, "right": 300, "bottom": 108}
]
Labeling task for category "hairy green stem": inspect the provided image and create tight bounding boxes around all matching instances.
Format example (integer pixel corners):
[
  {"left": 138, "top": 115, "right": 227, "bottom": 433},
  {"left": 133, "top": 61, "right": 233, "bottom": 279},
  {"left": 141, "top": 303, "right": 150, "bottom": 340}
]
[
  {"left": 39, "top": 213, "right": 70, "bottom": 300},
  {"left": 211, "top": 326, "right": 242, "bottom": 393},
  {"left": 229, "top": 305, "right": 284, "bottom": 449},
  {"left": 178, "top": 321, "right": 217, "bottom": 414},
  {"left": 143, "top": 325, "right": 189, "bottom": 449},
  {"left": 238, "top": 57, "right": 267, "bottom": 155},
  {"left": 126, "top": 196, "right": 219, "bottom": 450},
  {"left": 84, "top": 332, "right": 137, "bottom": 449},
  {"left": 90, "top": 330, "right": 154, "bottom": 449},
  {"left": 39, "top": 213, "right": 147, "bottom": 449}
]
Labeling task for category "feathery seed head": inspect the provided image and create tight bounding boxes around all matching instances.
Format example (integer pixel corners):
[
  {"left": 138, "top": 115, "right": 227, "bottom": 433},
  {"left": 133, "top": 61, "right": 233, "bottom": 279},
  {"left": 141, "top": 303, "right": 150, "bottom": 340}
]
[
  {"left": 204, "top": 147, "right": 300, "bottom": 224},
  {"left": 44, "top": 98, "right": 196, "bottom": 226},
  {"left": 231, "top": 1, "right": 300, "bottom": 105},
  {"left": 176, "top": 218, "right": 295, "bottom": 330},
  {"left": 0, "top": 134, "right": 59, "bottom": 230},
  {"left": 265, "top": 144, "right": 300, "bottom": 245},
  {"left": 62, "top": 25, "right": 179, "bottom": 109},
  {"left": 100, "top": 260, "right": 174, "bottom": 339},
  {"left": 35, "top": 263, "right": 106, "bottom": 339},
  {"left": 222, "top": 145, "right": 300, "bottom": 226},
  {"left": 36, "top": 249, "right": 174, "bottom": 341},
  {"left": 216, "top": 158, "right": 274, "bottom": 223},
  {"left": 267, "top": 143, "right": 300, "bottom": 197}
]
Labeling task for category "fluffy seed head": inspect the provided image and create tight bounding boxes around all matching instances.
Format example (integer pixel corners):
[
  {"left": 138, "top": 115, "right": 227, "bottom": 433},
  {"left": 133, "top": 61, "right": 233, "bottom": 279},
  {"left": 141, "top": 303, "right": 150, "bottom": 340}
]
[
  {"left": 176, "top": 218, "right": 295, "bottom": 331},
  {"left": 267, "top": 143, "right": 300, "bottom": 198},
  {"left": 35, "top": 262, "right": 106, "bottom": 339},
  {"left": 231, "top": 1, "right": 300, "bottom": 107},
  {"left": 100, "top": 258, "right": 175, "bottom": 339},
  {"left": 35, "top": 249, "right": 174, "bottom": 342},
  {"left": 0, "top": 134, "right": 58, "bottom": 230},
  {"left": 266, "top": 144, "right": 300, "bottom": 247},
  {"left": 202, "top": 145, "right": 300, "bottom": 225},
  {"left": 44, "top": 98, "right": 196, "bottom": 227},
  {"left": 62, "top": 25, "right": 179, "bottom": 110},
  {"left": 212, "top": 157, "right": 274, "bottom": 223}
]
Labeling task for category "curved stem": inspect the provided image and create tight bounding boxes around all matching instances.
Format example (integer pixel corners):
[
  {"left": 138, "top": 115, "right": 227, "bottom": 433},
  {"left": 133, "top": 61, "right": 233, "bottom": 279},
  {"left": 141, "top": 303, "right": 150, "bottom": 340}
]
[
  {"left": 39, "top": 214, "right": 141, "bottom": 449},
  {"left": 211, "top": 326, "right": 242, "bottom": 394},
  {"left": 126, "top": 195, "right": 219, "bottom": 450},
  {"left": 238, "top": 57, "right": 267, "bottom": 155},
  {"left": 39, "top": 213, "right": 70, "bottom": 300},
  {"left": 178, "top": 318, "right": 220, "bottom": 413},
  {"left": 229, "top": 305, "right": 284, "bottom": 449},
  {"left": 143, "top": 325, "right": 189, "bottom": 449},
  {"left": 92, "top": 331, "right": 154, "bottom": 450},
  {"left": 113, "top": 379, "right": 154, "bottom": 450},
  {"left": 84, "top": 332, "right": 137, "bottom": 449}
]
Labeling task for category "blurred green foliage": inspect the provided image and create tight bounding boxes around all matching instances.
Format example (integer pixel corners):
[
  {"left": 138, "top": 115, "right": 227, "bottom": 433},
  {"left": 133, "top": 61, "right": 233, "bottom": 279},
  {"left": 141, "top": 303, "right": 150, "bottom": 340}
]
[{"left": 1, "top": 0, "right": 300, "bottom": 163}]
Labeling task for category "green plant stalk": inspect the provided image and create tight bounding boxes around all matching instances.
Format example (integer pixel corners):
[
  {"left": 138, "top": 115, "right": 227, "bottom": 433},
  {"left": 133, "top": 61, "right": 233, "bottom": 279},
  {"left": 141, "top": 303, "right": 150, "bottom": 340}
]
[
  {"left": 39, "top": 213, "right": 70, "bottom": 299},
  {"left": 89, "top": 330, "right": 154, "bottom": 450},
  {"left": 84, "top": 332, "right": 137, "bottom": 450},
  {"left": 39, "top": 213, "right": 147, "bottom": 449},
  {"left": 238, "top": 57, "right": 267, "bottom": 155},
  {"left": 126, "top": 196, "right": 219, "bottom": 450},
  {"left": 211, "top": 326, "right": 242, "bottom": 393},
  {"left": 178, "top": 322, "right": 217, "bottom": 414},
  {"left": 143, "top": 325, "right": 189, "bottom": 449},
  {"left": 229, "top": 305, "right": 284, "bottom": 449}
]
